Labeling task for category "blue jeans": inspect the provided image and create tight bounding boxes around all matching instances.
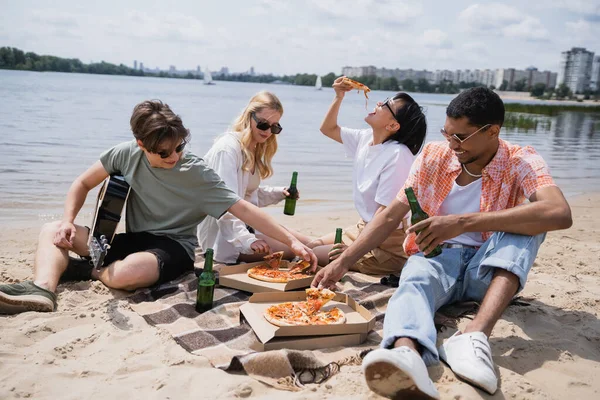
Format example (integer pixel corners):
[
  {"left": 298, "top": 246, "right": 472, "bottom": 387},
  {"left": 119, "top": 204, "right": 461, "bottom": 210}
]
[{"left": 381, "top": 232, "right": 546, "bottom": 366}]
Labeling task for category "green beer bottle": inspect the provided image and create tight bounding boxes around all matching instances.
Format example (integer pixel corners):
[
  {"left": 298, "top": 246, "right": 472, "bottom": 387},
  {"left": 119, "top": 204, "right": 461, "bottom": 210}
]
[
  {"left": 196, "top": 248, "right": 216, "bottom": 313},
  {"left": 283, "top": 171, "right": 299, "bottom": 216},
  {"left": 334, "top": 228, "right": 343, "bottom": 244},
  {"left": 330, "top": 228, "right": 344, "bottom": 262},
  {"left": 405, "top": 187, "right": 442, "bottom": 258}
]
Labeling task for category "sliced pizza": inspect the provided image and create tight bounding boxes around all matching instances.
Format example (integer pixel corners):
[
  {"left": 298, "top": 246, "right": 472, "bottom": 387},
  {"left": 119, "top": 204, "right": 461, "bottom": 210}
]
[
  {"left": 264, "top": 301, "right": 346, "bottom": 326},
  {"left": 262, "top": 251, "right": 284, "bottom": 269},
  {"left": 247, "top": 265, "right": 290, "bottom": 283},
  {"left": 305, "top": 288, "right": 336, "bottom": 313},
  {"left": 288, "top": 259, "right": 312, "bottom": 274},
  {"left": 342, "top": 77, "right": 371, "bottom": 99}
]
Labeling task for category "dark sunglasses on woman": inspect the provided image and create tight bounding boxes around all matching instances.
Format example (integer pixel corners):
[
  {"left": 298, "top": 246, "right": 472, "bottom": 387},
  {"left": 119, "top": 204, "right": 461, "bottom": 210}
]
[{"left": 251, "top": 113, "right": 283, "bottom": 134}]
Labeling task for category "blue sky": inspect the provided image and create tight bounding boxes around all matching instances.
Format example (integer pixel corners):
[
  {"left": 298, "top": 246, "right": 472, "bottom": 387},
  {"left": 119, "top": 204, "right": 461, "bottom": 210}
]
[{"left": 1, "top": 0, "right": 599, "bottom": 75}]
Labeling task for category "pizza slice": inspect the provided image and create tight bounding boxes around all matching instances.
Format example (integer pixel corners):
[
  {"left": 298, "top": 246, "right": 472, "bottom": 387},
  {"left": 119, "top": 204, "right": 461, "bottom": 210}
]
[
  {"left": 305, "top": 288, "right": 336, "bottom": 314},
  {"left": 263, "top": 251, "right": 284, "bottom": 269},
  {"left": 342, "top": 77, "right": 371, "bottom": 99},
  {"left": 288, "top": 259, "right": 312, "bottom": 274},
  {"left": 263, "top": 301, "right": 346, "bottom": 326}
]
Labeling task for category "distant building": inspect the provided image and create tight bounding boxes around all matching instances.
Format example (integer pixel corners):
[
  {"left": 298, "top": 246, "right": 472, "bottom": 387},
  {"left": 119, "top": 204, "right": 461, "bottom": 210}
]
[
  {"left": 134, "top": 60, "right": 137, "bottom": 70},
  {"left": 140, "top": 62, "right": 144, "bottom": 71},
  {"left": 591, "top": 56, "right": 600, "bottom": 92},
  {"left": 341, "top": 65, "right": 377, "bottom": 77},
  {"left": 494, "top": 68, "right": 551, "bottom": 90},
  {"left": 341, "top": 65, "right": 556, "bottom": 90},
  {"left": 219, "top": 67, "right": 230, "bottom": 76},
  {"left": 557, "top": 47, "right": 595, "bottom": 93},
  {"left": 169, "top": 65, "right": 176, "bottom": 73},
  {"left": 433, "top": 69, "right": 454, "bottom": 83},
  {"left": 528, "top": 67, "right": 557, "bottom": 90},
  {"left": 249, "top": 66, "right": 255, "bottom": 76}
]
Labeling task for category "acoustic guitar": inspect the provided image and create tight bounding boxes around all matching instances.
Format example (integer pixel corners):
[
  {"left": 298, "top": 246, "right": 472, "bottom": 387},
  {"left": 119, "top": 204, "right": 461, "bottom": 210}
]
[{"left": 88, "top": 175, "right": 131, "bottom": 269}]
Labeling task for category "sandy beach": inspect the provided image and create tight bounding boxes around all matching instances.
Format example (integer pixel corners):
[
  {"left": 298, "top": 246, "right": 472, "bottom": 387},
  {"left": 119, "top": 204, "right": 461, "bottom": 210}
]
[{"left": 1, "top": 194, "right": 599, "bottom": 400}]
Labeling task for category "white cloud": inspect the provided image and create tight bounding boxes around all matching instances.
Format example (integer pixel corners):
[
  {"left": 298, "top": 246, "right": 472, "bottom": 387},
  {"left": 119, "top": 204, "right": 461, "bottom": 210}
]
[
  {"left": 309, "top": 0, "right": 423, "bottom": 24},
  {"left": 421, "top": 29, "right": 452, "bottom": 49},
  {"left": 458, "top": 3, "right": 549, "bottom": 40},
  {"left": 107, "top": 11, "right": 208, "bottom": 44},
  {"left": 30, "top": 10, "right": 80, "bottom": 28},
  {"left": 565, "top": 18, "right": 600, "bottom": 43},
  {"left": 503, "top": 16, "right": 549, "bottom": 40},
  {"left": 552, "top": 1, "right": 600, "bottom": 18}
]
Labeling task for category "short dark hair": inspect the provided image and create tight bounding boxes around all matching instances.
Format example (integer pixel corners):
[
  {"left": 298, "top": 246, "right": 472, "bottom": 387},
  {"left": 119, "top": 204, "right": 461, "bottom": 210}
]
[
  {"left": 446, "top": 87, "right": 505, "bottom": 127},
  {"left": 130, "top": 100, "right": 190, "bottom": 152},
  {"left": 385, "top": 92, "right": 427, "bottom": 155}
]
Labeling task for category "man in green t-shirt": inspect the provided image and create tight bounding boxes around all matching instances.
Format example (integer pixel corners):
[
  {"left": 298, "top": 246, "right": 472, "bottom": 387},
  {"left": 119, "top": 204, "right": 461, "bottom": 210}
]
[{"left": 0, "top": 100, "right": 316, "bottom": 314}]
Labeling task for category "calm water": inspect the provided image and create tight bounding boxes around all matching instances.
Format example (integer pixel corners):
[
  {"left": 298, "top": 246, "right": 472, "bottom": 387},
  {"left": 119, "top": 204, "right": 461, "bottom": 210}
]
[{"left": 1, "top": 70, "right": 599, "bottom": 226}]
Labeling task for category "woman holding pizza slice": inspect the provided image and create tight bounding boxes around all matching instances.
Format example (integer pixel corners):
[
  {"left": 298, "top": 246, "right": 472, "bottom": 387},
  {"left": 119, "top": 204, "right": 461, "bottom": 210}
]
[
  {"left": 198, "top": 91, "right": 313, "bottom": 264},
  {"left": 308, "top": 76, "right": 427, "bottom": 275}
]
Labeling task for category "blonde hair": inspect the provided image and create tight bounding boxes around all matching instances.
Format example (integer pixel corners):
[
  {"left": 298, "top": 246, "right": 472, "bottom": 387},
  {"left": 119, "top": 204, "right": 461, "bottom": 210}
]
[{"left": 231, "top": 91, "right": 283, "bottom": 179}]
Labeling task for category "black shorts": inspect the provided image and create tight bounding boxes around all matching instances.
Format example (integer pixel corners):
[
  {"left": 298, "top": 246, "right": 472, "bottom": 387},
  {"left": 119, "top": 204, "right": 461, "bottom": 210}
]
[{"left": 103, "top": 232, "right": 194, "bottom": 285}]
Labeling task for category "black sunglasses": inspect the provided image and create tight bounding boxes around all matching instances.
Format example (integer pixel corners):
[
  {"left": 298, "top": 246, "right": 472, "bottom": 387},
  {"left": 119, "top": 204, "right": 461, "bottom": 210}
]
[
  {"left": 251, "top": 113, "right": 282, "bottom": 134},
  {"left": 381, "top": 98, "right": 401, "bottom": 124},
  {"left": 156, "top": 141, "right": 186, "bottom": 159}
]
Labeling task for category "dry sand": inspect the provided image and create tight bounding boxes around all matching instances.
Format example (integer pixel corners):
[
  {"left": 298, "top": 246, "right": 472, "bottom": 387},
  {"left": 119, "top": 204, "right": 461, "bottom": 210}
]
[{"left": 1, "top": 194, "right": 599, "bottom": 399}]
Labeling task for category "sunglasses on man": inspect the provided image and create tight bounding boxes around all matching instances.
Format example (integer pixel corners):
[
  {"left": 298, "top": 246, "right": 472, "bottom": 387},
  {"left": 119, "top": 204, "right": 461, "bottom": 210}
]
[
  {"left": 440, "top": 124, "right": 491, "bottom": 145},
  {"left": 156, "top": 141, "right": 187, "bottom": 159},
  {"left": 252, "top": 113, "right": 283, "bottom": 134}
]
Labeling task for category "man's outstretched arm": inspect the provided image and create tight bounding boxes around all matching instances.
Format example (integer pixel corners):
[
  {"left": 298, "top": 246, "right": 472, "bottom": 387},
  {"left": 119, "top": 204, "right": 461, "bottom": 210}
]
[
  {"left": 312, "top": 197, "right": 410, "bottom": 289},
  {"left": 228, "top": 199, "right": 318, "bottom": 267}
]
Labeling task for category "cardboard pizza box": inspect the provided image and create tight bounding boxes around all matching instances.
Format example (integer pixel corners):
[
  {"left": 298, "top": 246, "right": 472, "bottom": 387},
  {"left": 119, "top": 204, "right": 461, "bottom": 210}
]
[
  {"left": 239, "top": 291, "right": 375, "bottom": 351},
  {"left": 251, "top": 332, "right": 369, "bottom": 352},
  {"left": 217, "top": 260, "right": 316, "bottom": 293}
]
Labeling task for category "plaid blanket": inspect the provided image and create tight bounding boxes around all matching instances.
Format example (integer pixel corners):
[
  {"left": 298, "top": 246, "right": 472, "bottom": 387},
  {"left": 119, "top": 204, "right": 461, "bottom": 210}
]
[{"left": 129, "top": 270, "right": 471, "bottom": 390}]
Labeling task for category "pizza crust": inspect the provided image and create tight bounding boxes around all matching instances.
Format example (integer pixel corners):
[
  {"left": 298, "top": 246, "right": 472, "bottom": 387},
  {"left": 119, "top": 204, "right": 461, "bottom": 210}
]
[{"left": 247, "top": 266, "right": 289, "bottom": 283}]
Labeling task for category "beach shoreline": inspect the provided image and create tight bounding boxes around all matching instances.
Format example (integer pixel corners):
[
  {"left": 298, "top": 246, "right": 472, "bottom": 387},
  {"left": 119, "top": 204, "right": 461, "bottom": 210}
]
[{"left": 1, "top": 194, "right": 599, "bottom": 399}]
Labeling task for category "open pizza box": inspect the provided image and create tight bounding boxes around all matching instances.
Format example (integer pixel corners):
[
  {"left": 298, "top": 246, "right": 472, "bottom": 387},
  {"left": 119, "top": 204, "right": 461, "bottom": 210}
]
[
  {"left": 217, "top": 260, "right": 316, "bottom": 293},
  {"left": 239, "top": 291, "right": 376, "bottom": 351}
]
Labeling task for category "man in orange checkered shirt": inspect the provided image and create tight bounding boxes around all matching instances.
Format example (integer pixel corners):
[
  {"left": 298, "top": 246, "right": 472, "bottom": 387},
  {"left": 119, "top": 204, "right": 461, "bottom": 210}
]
[{"left": 313, "top": 87, "right": 572, "bottom": 399}]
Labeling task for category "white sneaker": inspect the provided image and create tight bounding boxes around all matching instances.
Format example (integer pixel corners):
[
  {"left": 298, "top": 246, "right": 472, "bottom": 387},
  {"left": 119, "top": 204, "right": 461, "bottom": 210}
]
[
  {"left": 362, "top": 346, "right": 440, "bottom": 399},
  {"left": 438, "top": 331, "right": 498, "bottom": 394}
]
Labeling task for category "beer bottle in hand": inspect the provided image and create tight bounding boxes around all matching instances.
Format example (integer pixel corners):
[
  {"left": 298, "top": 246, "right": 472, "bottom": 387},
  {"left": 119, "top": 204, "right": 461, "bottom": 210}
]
[
  {"left": 196, "top": 248, "right": 216, "bottom": 313},
  {"left": 283, "top": 171, "right": 298, "bottom": 216},
  {"left": 334, "top": 228, "right": 343, "bottom": 244},
  {"left": 330, "top": 228, "right": 344, "bottom": 262},
  {"left": 405, "top": 187, "right": 442, "bottom": 258}
]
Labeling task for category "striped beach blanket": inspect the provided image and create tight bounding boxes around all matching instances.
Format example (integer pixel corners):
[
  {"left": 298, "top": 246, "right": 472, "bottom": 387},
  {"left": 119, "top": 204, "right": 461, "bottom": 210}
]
[{"left": 129, "top": 270, "right": 467, "bottom": 390}]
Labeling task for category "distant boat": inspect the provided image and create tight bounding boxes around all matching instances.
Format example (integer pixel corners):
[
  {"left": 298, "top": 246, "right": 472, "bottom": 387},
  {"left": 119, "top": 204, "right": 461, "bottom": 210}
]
[
  {"left": 315, "top": 75, "right": 322, "bottom": 90},
  {"left": 204, "top": 67, "right": 215, "bottom": 85}
]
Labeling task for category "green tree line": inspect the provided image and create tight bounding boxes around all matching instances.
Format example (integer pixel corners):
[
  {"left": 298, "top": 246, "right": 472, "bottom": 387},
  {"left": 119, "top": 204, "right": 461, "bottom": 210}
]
[{"left": 4, "top": 46, "right": 597, "bottom": 100}]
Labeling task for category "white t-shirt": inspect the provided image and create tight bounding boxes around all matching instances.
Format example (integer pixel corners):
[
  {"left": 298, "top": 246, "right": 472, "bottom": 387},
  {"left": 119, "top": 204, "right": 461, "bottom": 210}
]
[
  {"left": 437, "top": 178, "right": 484, "bottom": 246},
  {"left": 340, "top": 127, "right": 414, "bottom": 224}
]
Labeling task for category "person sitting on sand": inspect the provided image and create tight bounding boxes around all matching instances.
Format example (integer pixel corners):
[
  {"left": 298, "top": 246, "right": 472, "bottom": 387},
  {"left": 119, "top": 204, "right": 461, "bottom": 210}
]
[
  {"left": 198, "top": 91, "right": 311, "bottom": 264},
  {"left": 312, "top": 87, "right": 572, "bottom": 399},
  {"left": 0, "top": 99, "right": 316, "bottom": 315},
  {"left": 308, "top": 76, "right": 426, "bottom": 273}
]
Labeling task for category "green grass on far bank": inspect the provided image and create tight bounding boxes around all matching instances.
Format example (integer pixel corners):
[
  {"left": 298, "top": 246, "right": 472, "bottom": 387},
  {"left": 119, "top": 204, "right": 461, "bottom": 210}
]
[
  {"left": 505, "top": 103, "right": 600, "bottom": 115},
  {"left": 503, "top": 113, "right": 550, "bottom": 130}
]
